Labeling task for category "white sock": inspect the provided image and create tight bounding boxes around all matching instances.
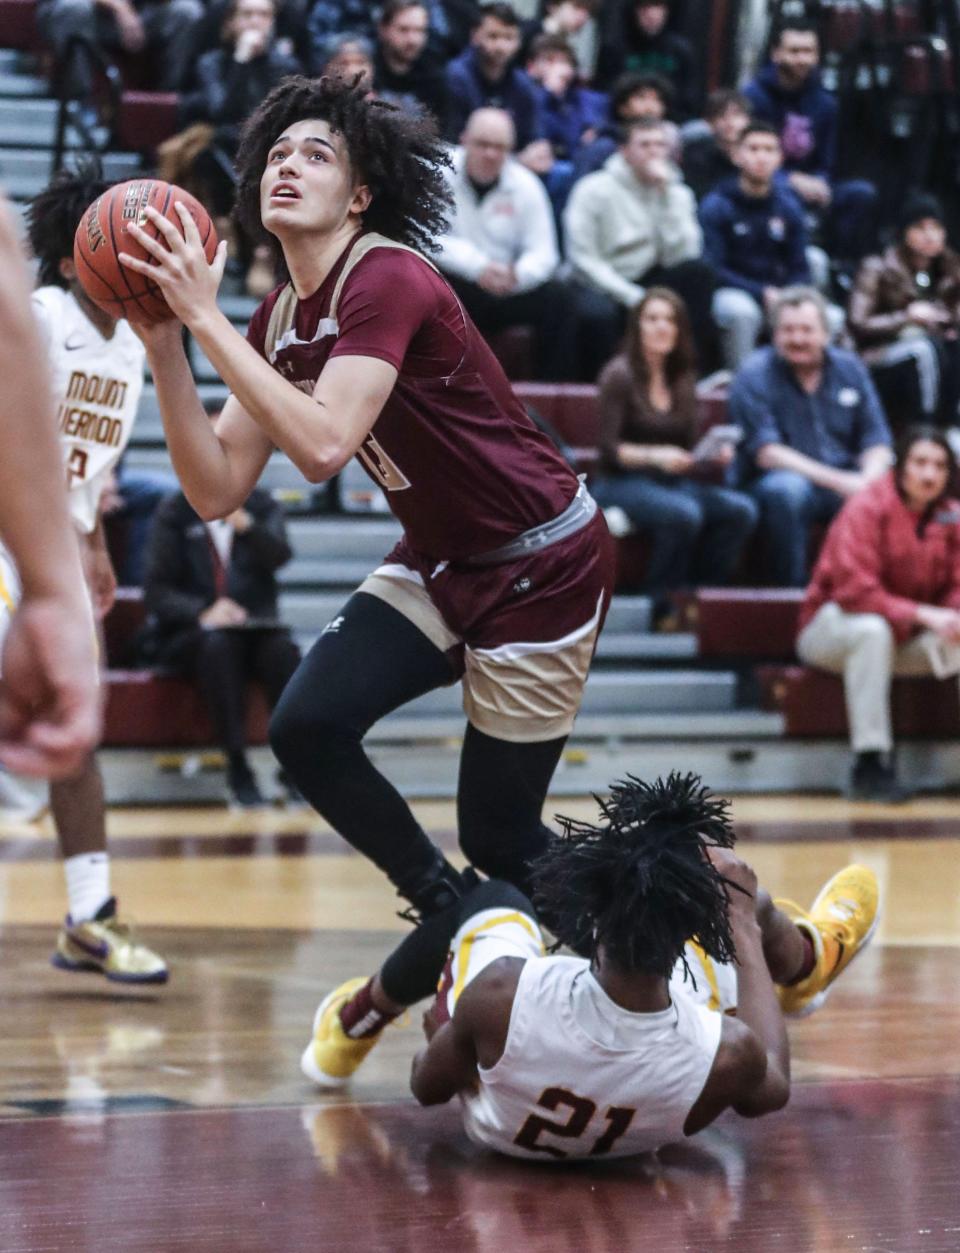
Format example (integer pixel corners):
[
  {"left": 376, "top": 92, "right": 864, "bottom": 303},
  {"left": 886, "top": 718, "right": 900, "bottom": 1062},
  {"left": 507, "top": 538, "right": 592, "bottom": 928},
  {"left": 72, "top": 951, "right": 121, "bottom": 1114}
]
[{"left": 64, "top": 852, "right": 111, "bottom": 923}]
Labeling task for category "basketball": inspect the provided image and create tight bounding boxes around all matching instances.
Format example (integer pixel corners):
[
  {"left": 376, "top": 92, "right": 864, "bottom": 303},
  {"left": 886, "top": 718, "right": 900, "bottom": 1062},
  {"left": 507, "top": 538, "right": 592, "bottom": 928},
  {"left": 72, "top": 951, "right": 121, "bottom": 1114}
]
[{"left": 73, "top": 179, "right": 218, "bottom": 324}]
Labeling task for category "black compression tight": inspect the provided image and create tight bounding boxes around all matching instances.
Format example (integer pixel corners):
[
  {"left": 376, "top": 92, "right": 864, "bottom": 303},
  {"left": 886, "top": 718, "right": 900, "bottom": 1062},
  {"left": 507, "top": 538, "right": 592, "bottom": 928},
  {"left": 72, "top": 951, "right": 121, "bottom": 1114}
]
[
  {"left": 380, "top": 879, "right": 535, "bottom": 1006},
  {"left": 269, "top": 590, "right": 568, "bottom": 907},
  {"left": 269, "top": 591, "right": 455, "bottom": 899}
]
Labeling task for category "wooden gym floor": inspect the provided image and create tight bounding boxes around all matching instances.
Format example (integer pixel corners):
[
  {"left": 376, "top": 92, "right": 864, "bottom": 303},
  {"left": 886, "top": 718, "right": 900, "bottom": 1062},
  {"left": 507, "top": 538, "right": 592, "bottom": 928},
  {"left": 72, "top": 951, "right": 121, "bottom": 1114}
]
[{"left": 1, "top": 794, "right": 959, "bottom": 1252}]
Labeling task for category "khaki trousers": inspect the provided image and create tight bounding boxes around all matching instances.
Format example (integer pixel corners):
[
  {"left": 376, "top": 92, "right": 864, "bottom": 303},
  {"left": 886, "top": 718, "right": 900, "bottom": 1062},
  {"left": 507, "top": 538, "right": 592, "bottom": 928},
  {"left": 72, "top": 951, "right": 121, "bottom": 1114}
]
[{"left": 796, "top": 602, "right": 960, "bottom": 752}]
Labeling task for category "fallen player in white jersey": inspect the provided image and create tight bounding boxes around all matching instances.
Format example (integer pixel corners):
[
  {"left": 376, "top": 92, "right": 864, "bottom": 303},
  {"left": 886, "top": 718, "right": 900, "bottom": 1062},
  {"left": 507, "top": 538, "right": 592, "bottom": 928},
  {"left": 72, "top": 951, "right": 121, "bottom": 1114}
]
[{"left": 303, "top": 773, "right": 879, "bottom": 1160}]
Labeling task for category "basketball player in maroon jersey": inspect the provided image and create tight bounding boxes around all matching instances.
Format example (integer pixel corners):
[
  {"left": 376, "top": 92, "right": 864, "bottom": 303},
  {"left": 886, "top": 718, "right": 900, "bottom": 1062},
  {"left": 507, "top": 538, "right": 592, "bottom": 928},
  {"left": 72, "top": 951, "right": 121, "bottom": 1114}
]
[{"left": 119, "top": 75, "right": 614, "bottom": 1044}]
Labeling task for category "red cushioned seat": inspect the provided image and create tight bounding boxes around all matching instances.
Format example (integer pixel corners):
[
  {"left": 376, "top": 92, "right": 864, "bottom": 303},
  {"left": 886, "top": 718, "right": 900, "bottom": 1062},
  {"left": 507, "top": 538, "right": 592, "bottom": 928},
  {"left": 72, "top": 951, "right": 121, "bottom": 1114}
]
[
  {"left": 757, "top": 664, "right": 960, "bottom": 738},
  {"left": 0, "top": 0, "right": 39, "bottom": 51},
  {"left": 103, "top": 670, "right": 270, "bottom": 747},
  {"left": 115, "top": 90, "right": 180, "bottom": 154},
  {"left": 697, "top": 589, "right": 804, "bottom": 660}
]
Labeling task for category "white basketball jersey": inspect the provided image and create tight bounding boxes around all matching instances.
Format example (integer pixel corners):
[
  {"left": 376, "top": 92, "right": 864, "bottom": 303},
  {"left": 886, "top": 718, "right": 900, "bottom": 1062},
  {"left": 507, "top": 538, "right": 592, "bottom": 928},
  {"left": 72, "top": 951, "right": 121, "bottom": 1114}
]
[
  {"left": 461, "top": 955, "right": 722, "bottom": 1160},
  {"left": 32, "top": 286, "right": 145, "bottom": 534}
]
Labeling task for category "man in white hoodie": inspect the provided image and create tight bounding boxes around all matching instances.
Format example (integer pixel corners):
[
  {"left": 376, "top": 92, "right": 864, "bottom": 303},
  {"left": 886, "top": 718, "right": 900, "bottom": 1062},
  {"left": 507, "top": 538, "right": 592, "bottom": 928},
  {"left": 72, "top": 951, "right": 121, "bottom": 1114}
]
[
  {"left": 564, "top": 116, "right": 716, "bottom": 376},
  {"left": 436, "top": 107, "right": 573, "bottom": 379}
]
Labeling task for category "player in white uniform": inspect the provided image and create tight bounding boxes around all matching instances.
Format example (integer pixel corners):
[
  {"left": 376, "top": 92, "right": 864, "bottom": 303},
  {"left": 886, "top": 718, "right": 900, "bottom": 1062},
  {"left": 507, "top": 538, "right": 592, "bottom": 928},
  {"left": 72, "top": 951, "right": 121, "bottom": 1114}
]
[
  {"left": 303, "top": 773, "right": 879, "bottom": 1162},
  {"left": 0, "top": 192, "right": 100, "bottom": 779},
  {"left": 0, "top": 166, "right": 167, "bottom": 983}
]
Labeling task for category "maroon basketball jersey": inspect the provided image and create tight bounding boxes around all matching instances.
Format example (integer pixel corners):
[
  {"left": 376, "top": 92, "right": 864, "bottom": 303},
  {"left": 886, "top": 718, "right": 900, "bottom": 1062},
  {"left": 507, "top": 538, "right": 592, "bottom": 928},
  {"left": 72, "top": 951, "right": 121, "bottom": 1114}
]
[{"left": 246, "top": 232, "right": 578, "bottom": 561}]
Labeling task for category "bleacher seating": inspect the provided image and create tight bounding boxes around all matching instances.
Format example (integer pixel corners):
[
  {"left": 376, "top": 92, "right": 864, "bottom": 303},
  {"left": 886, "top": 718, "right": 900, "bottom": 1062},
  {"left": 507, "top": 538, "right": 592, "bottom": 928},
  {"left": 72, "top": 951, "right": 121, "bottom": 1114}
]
[
  {"left": 698, "top": 589, "right": 960, "bottom": 741},
  {"left": 0, "top": 0, "right": 39, "bottom": 52}
]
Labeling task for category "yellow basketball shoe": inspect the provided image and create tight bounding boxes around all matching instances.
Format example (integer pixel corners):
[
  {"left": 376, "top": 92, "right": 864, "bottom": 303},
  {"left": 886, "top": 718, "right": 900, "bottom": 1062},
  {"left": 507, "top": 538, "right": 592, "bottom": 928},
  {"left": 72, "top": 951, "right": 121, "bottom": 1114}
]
[
  {"left": 51, "top": 898, "right": 169, "bottom": 984},
  {"left": 300, "top": 978, "right": 388, "bottom": 1089},
  {"left": 775, "top": 865, "right": 880, "bottom": 1018}
]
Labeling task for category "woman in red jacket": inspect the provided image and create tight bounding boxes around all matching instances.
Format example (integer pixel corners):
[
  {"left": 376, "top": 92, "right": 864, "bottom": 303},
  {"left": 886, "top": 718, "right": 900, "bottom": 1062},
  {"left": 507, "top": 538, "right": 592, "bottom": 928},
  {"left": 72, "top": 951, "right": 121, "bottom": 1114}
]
[{"left": 796, "top": 426, "right": 960, "bottom": 801}]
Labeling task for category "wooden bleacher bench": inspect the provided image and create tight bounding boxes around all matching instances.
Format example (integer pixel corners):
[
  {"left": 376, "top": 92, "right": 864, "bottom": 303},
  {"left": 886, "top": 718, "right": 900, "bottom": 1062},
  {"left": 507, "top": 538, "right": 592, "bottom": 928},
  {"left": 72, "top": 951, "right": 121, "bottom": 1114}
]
[
  {"left": 114, "top": 90, "right": 179, "bottom": 155},
  {"left": 757, "top": 664, "right": 960, "bottom": 739},
  {"left": 698, "top": 588, "right": 960, "bottom": 738},
  {"left": 0, "top": 0, "right": 40, "bottom": 51},
  {"left": 697, "top": 588, "right": 804, "bottom": 660},
  {"left": 102, "top": 588, "right": 269, "bottom": 749}
]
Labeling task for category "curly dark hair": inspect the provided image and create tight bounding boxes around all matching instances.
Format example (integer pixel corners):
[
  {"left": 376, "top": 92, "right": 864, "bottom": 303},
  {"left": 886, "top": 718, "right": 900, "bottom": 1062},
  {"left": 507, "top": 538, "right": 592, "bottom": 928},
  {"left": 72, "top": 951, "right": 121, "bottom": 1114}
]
[
  {"left": 532, "top": 772, "right": 740, "bottom": 980},
  {"left": 26, "top": 158, "right": 110, "bottom": 289},
  {"left": 234, "top": 75, "right": 451, "bottom": 257}
]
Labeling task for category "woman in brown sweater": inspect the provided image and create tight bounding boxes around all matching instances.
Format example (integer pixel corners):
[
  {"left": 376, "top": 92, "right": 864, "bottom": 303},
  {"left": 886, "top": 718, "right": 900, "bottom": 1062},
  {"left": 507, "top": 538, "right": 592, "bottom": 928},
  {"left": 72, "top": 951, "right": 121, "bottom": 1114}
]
[
  {"left": 590, "top": 287, "right": 757, "bottom": 604},
  {"left": 849, "top": 193, "right": 960, "bottom": 426}
]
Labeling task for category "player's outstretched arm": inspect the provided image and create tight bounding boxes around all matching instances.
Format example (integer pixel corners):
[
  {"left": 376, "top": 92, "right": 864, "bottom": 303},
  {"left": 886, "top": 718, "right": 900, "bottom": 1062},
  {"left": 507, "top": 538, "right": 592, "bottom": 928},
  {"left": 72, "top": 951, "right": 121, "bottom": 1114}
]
[
  {"left": 122, "top": 205, "right": 397, "bottom": 486},
  {"left": 0, "top": 195, "right": 99, "bottom": 777},
  {"left": 685, "top": 853, "right": 791, "bottom": 1133}
]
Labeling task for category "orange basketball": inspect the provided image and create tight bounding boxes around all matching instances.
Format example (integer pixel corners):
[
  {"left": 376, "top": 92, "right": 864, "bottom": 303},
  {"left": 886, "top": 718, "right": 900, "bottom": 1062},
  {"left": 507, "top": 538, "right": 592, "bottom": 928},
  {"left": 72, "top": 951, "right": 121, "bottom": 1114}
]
[{"left": 73, "top": 178, "right": 218, "bottom": 324}]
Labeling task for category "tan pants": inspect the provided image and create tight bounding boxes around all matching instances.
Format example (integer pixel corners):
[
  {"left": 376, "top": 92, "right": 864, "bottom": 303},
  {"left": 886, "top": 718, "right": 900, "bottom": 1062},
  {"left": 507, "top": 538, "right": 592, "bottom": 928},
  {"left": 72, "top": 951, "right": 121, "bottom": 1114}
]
[{"left": 796, "top": 602, "right": 960, "bottom": 752}]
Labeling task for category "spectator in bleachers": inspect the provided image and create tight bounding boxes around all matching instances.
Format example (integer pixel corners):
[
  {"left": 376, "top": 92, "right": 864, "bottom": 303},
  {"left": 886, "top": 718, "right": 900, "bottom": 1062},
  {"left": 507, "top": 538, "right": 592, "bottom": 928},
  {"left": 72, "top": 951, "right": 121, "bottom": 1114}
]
[
  {"left": 188, "top": 0, "right": 309, "bottom": 74},
  {"left": 101, "top": 463, "right": 179, "bottom": 587},
  {"left": 590, "top": 287, "right": 756, "bottom": 616},
  {"left": 523, "top": 33, "right": 607, "bottom": 214},
  {"left": 849, "top": 194, "right": 960, "bottom": 429},
  {"left": 373, "top": 1, "right": 447, "bottom": 119},
  {"left": 743, "top": 18, "right": 878, "bottom": 267},
  {"left": 306, "top": 0, "right": 375, "bottom": 71},
  {"left": 796, "top": 427, "right": 960, "bottom": 801},
  {"left": 731, "top": 287, "right": 893, "bottom": 587},
  {"left": 533, "top": 0, "right": 601, "bottom": 79},
  {"left": 564, "top": 117, "right": 715, "bottom": 379},
  {"left": 595, "top": 0, "right": 699, "bottom": 120},
  {"left": 680, "top": 88, "right": 750, "bottom": 202},
  {"left": 445, "top": 3, "right": 545, "bottom": 152},
  {"left": 701, "top": 122, "right": 813, "bottom": 369},
  {"left": 436, "top": 108, "right": 570, "bottom": 378},
  {"left": 314, "top": 31, "right": 374, "bottom": 87},
  {"left": 161, "top": 0, "right": 301, "bottom": 297},
  {"left": 37, "top": 0, "right": 204, "bottom": 99},
  {"left": 142, "top": 486, "right": 302, "bottom": 808},
  {"left": 573, "top": 71, "right": 679, "bottom": 178}
]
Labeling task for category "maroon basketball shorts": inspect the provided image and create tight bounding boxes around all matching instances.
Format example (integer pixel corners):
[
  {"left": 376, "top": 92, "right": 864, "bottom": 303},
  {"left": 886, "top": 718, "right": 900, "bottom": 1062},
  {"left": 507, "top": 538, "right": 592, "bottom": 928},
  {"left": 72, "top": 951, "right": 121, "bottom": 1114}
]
[{"left": 357, "top": 511, "right": 615, "bottom": 742}]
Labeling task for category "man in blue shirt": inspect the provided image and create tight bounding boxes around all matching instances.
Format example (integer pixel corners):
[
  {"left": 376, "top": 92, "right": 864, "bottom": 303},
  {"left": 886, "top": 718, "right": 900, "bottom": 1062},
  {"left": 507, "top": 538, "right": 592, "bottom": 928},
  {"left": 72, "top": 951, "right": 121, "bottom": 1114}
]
[
  {"left": 743, "top": 18, "right": 877, "bottom": 265},
  {"left": 445, "top": 3, "right": 544, "bottom": 151},
  {"left": 730, "top": 288, "right": 893, "bottom": 585},
  {"left": 702, "top": 122, "right": 811, "bottom": 368},
  {"left": 524, "top": 32, "right": 607, "bottom": 216}
]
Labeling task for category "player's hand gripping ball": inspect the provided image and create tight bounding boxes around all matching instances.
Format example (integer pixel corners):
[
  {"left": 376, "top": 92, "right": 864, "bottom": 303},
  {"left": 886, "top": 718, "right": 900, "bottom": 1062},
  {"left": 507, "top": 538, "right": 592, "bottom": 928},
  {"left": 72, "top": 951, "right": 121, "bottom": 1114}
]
[{"left": 73, "top": 179, "right": 218, "bottom": 324}]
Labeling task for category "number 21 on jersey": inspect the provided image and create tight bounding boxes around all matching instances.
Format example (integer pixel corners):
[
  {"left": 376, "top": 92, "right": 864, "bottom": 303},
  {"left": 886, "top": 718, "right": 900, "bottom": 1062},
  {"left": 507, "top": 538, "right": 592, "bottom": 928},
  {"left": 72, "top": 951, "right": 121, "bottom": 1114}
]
[{"left": 514, "top": 1087, "right": 636, "bottom": 1159}]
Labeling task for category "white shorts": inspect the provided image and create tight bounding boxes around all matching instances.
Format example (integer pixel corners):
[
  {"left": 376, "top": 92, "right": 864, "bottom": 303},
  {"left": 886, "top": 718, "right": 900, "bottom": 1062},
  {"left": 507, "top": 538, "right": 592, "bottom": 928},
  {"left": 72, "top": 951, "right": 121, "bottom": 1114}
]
[
  {"left": 672, "top": 942, "right": 739, "bottom": 1014},
  {"left": 0, "top": 544, "right": 21, "bottom": 659},
  {"left": 434, "top": 906, "right": 545, "bottom": 1024}
]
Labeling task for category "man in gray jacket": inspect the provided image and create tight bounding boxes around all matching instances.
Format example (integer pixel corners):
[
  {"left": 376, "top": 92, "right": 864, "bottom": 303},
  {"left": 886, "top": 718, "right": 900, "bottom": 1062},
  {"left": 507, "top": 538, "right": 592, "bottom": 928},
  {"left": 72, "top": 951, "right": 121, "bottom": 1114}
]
[{"left": 564, "top": 117, "right": 716, "bottom": 377}]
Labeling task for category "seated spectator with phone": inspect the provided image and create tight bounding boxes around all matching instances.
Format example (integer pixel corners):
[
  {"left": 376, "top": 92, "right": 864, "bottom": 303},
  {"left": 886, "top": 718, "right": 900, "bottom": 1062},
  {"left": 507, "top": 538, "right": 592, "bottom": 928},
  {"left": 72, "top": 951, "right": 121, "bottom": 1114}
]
[{"left": 142, "top": 486, "right": 302, "bottom": 807}]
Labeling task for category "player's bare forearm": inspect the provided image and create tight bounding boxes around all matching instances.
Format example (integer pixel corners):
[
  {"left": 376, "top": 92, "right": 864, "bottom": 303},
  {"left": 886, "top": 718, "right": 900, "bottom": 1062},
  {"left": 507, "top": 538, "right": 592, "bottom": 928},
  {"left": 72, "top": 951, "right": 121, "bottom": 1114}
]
[
  {"left": 141, "top": 324, "right": 252, "bottom": 518},
  {"left": 730, "top": 916, "right": 791, "bottom": 1116},
  {"left": 409, "top": 1020, "right": 478, "bottom": 1106},
  {"left": 187, "top": 311, "right": 391, "bottom": 483},
  {"left": 0, "top": 200, "right": 86, "bottom": 602}
]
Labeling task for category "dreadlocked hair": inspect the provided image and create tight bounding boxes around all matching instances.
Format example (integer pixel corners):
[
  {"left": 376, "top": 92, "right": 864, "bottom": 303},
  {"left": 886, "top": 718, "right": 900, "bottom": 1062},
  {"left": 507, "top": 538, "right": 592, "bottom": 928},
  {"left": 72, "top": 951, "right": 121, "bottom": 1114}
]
[
  {"left": 532, "top": 772, "right": 740, "bottom": 981},
  {"left": 26, "top": 158, "right": 110, "bottom": 289},
  {"left": 234, "top": 75, "right": 452, "bottom": 258}
]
